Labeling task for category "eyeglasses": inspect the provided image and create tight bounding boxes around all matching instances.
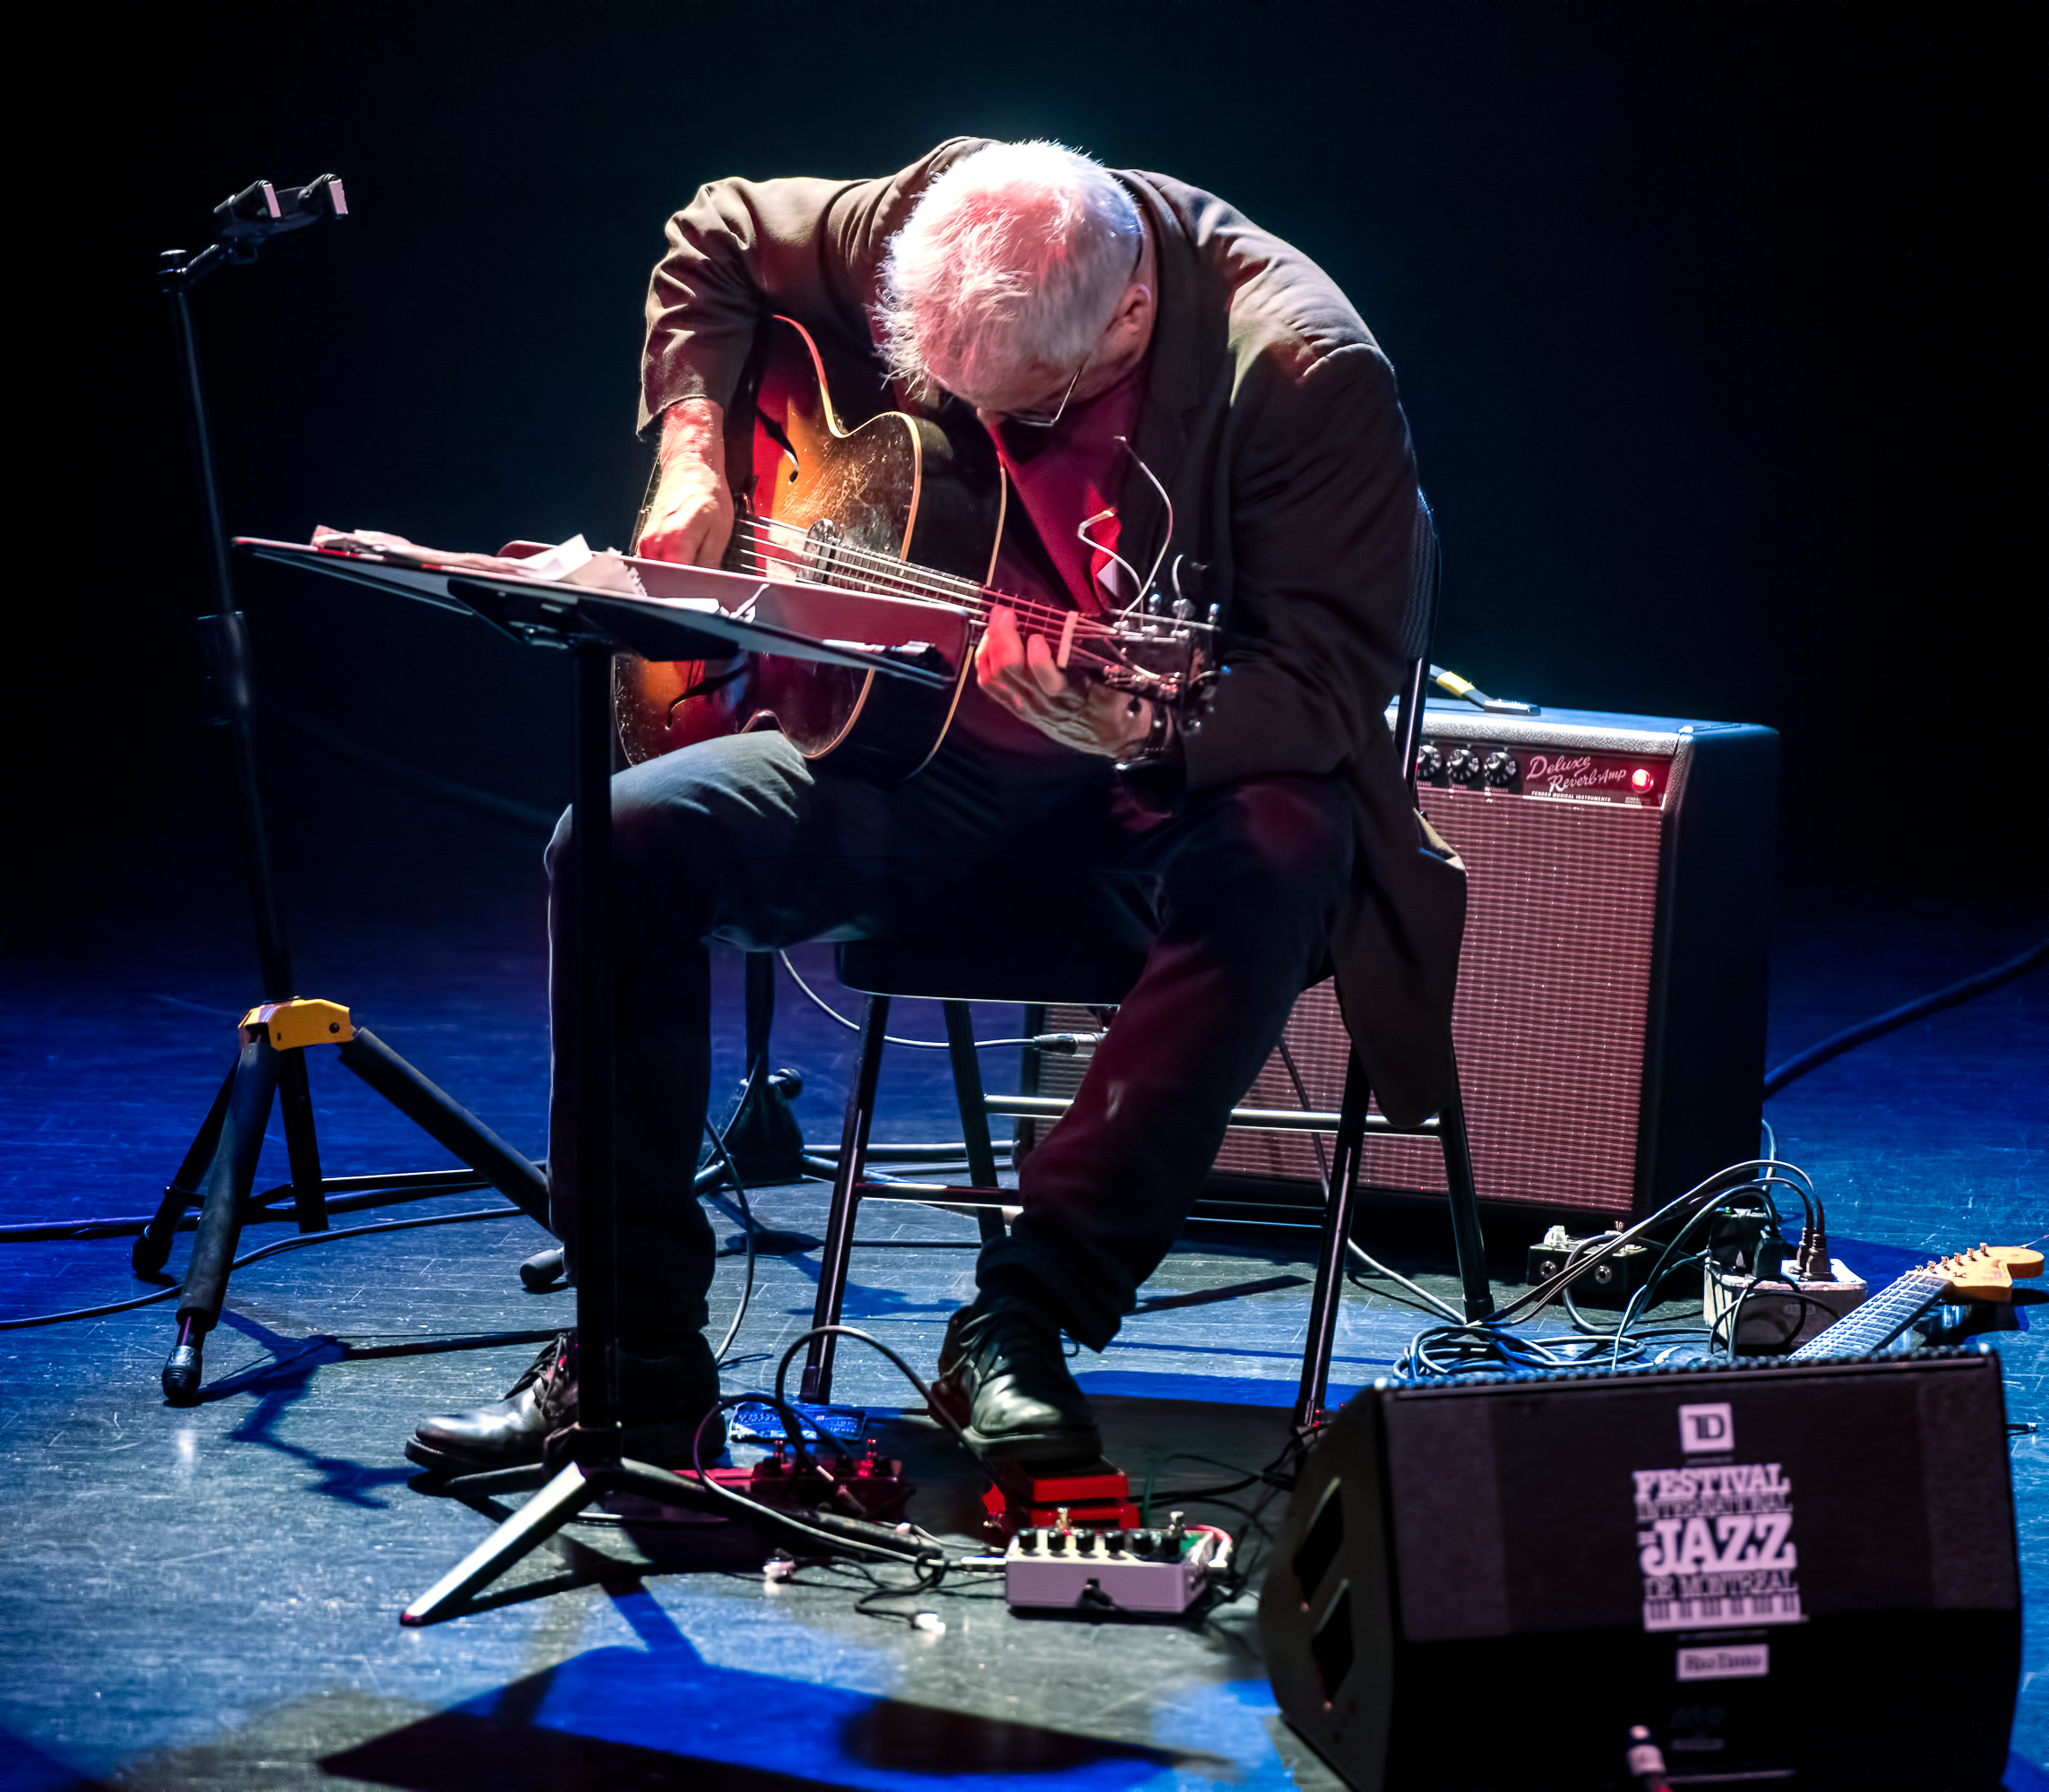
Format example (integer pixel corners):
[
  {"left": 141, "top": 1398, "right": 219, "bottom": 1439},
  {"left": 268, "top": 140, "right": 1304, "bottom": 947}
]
[
  {"left": 986, "top": 231, "right": 1144, "bottom": 428},
  {"left": 1001, "top": 349, "right": 1090, "bottom": 430}
]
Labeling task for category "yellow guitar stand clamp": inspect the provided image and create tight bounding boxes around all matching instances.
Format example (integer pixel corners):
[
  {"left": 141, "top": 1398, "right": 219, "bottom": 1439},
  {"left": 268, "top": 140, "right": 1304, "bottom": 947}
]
[
  {"left": 242, "top": 996, "right": 355, "bottom": 1051},
  {"left": 142, "top": 997, "right": 551, "bottom": 1405}
]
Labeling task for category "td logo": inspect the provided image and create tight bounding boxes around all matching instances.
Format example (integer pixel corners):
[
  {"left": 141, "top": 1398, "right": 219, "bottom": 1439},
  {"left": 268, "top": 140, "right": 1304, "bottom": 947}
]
[{"left": 1678, "top": 1402, "right": 1734, "bottom": 1453}]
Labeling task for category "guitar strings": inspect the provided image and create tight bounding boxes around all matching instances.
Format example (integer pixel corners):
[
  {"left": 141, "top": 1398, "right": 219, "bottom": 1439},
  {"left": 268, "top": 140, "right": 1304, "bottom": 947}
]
[
  {"left": 727, "top": 515, "right": 1141, "bottom": 642},
  {"left": 716, "top": 512, "right": 1200, "bottom": 692},
  {"left": 733, "top": 517, "right": 986, "bottom": 602},
  {"left": 725, "top": 519, "right": 1152, "bottom": 685},
  {"left": 729, "top": 521, "right": 1082, "bottom": 633}
]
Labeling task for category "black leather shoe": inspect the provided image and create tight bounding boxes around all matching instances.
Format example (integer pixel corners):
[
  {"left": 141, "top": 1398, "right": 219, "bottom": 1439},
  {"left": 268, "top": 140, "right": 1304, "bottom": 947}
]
[
  {"left": 929, "top": 1295, "right": 1100, "bottom": 1467},
  {"left": 406, "top": 1331, "right": 724, "bottom": 1478}
]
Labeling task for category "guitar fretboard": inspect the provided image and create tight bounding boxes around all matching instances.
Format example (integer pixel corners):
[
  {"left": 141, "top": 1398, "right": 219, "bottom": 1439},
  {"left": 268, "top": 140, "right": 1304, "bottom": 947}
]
[{"left": 1788, "top": 1269, "right": 1949, "bottom": 1360}]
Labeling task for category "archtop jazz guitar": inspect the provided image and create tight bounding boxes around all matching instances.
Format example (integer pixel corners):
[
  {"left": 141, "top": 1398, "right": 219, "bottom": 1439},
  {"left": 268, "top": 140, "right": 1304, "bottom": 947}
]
[{"left": 614, "top": 314, "right": 1216, "bottom": 783}]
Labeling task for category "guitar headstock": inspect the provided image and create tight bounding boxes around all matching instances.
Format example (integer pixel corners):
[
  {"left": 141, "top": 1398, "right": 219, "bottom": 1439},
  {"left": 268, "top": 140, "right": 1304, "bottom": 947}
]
[{"left": 1927, "top": 1243, "right": 2045, "bottom": 1304}]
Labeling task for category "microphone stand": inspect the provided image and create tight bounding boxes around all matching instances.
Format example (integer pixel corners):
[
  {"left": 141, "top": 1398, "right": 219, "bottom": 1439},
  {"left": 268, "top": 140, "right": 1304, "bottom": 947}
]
[{"left": 136, "top": 178, "right": 551, "bottom": 1403}]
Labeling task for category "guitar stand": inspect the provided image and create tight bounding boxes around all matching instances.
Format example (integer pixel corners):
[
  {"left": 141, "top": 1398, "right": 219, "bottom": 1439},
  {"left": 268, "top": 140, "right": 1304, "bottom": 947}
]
[
  {"left": 144, "top": 195, "right": 551, "bottom": 1404},
  {"left": 144, "top": 998, "right": 550, "bottom": 1403}
]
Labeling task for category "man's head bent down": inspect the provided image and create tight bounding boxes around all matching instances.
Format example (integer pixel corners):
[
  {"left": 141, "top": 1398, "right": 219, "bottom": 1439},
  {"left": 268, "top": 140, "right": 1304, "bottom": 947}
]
[{"left": 875, "top": 140, "right": 1149, "bottom": 416}]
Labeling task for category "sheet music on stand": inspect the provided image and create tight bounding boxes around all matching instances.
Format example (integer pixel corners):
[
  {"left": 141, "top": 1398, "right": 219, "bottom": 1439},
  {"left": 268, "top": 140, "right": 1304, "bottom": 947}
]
[{"left": 237, "top": 530, "right": 969, "bottom": 677}]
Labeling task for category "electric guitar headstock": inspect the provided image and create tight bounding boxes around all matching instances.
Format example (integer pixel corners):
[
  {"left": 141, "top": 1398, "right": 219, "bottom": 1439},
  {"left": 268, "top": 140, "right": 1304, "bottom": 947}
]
[{"left": 1924, "top": 1243, "right": 2044, "bottom": 1304}]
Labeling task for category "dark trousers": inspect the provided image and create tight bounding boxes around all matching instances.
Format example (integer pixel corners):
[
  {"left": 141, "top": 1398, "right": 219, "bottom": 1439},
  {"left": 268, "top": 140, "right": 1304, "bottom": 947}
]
[{"left": 547, "top": 715, "right": 1358, "bottom": 1355}]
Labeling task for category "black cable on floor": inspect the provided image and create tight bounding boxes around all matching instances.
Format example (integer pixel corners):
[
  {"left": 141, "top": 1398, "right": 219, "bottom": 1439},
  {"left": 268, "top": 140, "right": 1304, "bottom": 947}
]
[
  {"left": 701, "top": 1098, "right": 757, "bottom": 1367},
  {"left": 0, "top": 1205, "right": 528, "bottom": 1331},
  {"left": 1763, "top": 938, "right": 2046, "bottom": 1097}
]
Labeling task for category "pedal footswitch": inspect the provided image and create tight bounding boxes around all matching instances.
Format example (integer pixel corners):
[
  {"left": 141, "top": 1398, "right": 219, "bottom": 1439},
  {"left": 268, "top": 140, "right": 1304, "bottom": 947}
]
[{"left": 981, "top": 1458, "right": 1141, "bottom": 1538}]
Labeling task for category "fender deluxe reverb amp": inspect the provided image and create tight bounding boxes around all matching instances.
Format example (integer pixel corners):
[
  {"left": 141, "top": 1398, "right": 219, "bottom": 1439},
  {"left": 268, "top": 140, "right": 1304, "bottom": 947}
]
[{"left": 1033, "top": 703, "right": 1779, "bottom": 1220}]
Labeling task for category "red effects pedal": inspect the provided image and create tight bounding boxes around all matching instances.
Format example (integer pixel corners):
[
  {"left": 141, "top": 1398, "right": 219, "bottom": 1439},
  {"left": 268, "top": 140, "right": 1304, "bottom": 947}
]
[{"left": 981, "top": 1459, "right": 1143, "bottom": 1538}]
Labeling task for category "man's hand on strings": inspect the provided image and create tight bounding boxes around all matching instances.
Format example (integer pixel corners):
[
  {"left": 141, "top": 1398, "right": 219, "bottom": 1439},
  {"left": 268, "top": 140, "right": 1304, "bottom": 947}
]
[
  {"left": 637, "top": 399, "right": 735, "bottom": 566},
  {"left": 975, "top": 606, "right": 1153, "bottom": 758}
]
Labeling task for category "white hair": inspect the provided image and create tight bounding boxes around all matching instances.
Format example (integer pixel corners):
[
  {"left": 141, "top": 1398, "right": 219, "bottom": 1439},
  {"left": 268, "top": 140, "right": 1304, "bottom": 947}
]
[{"left": 875, "top": 140, "right": 1143, "bottom": 399}]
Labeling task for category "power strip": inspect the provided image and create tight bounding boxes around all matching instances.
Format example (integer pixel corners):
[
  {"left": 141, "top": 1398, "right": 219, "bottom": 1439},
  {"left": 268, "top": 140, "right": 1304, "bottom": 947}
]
[
  {"left": 1004, "top": 1520, "right": 1231, "bottom": 1615},
  {"left": 1705, "top": 1256, "right": 1866, "bottom": 1353}
]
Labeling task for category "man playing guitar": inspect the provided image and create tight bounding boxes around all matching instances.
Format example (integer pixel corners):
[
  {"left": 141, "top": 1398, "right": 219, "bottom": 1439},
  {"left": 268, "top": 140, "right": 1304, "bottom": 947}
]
[{"left": 409, "top": 138, "right": 1465, "bottom": 1476}]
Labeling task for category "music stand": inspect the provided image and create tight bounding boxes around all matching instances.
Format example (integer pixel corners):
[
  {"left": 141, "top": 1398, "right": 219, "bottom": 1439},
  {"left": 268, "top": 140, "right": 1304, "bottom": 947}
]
[{"left": 233, "top": 540, "right": 955, "bottom": 1624}]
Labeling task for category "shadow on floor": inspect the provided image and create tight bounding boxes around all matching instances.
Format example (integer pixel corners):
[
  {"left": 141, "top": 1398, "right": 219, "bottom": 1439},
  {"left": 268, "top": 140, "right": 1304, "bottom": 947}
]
[{"left": 319, "top": 1640, "right": 1210, "bottom": 1792}]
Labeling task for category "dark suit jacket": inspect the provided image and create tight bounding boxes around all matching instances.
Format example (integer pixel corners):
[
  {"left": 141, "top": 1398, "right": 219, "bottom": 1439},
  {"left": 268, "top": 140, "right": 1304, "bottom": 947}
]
[{"left": 639, "top": 139, "right": 1466, "bottom": 1124}]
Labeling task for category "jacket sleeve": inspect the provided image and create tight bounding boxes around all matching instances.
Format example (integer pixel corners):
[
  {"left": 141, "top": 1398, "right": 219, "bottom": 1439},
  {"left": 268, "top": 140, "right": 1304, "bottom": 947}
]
[
  {"left": 639, "top": 139, "right": 990, "bottom": 435},
  {"left": 1181, "top": 340, "right": 1418, "bottom": 792}
]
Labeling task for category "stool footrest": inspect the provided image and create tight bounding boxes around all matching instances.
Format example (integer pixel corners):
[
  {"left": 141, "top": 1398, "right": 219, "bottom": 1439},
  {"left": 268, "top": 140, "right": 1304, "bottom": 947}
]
[
  {"left": 853, "top": 1181, "right": 1012, "bottom": 1208},
  {"left": 981, "top": 1093, "right": 1439, "bottom": 1135}
]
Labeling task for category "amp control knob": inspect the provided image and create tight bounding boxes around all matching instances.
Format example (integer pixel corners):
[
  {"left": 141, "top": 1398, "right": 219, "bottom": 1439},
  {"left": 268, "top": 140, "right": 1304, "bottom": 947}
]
[
  {"left": 1415, "top": 741, "right": 1444, "bottom": 780},
  {"left": 1484, "top": 749, "right": 1519, "bottom": 788},
  {"left": 1445, "top": 745, "right": 1485, "bottom": 785}
]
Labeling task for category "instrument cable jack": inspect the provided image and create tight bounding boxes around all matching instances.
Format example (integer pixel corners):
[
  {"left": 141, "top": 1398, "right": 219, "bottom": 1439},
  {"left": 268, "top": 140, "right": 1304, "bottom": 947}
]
[
  {"left": 1625, "top": 1726, "right": 1673, "bottom": 1792},
  {"left": 1794, "top": 1194, "right": 1830, "bottom": 1282},
  {"left": 1427, "top": 664, "right": 1539, "bottom": 715}
]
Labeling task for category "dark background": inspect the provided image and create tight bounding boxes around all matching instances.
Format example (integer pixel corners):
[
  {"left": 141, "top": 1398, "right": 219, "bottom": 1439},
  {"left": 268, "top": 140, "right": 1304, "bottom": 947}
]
[{"left": 8, "top": 0, "right": 2042, "bottom": 951}]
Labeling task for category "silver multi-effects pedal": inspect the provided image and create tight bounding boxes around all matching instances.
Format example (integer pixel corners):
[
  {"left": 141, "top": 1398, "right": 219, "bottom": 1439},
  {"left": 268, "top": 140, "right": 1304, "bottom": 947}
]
[{"left": 1003, "top": 1509, "right": 1232, "bottom": 1615}]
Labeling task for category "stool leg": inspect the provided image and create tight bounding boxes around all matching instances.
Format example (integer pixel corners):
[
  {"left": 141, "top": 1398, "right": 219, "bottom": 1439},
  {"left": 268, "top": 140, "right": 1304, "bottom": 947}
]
[
  {"left": 942, "top": 1001, "right": 1004, "bottom": 1246},
  {"left": 1294, "top": 1049, "right": 1369, "bottom": 1430},
  {"left": 802, "top": 995, "right": 889, "bottom": 1404},
  {"left": 1439, "top": 1054, "right": 1494, "bottom": 1321}
]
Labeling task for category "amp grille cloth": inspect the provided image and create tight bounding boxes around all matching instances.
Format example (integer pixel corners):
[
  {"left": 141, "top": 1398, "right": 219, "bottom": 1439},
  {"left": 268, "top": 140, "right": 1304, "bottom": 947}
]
[{"left": 1031, "top": 784, "right": 1663, "bottom": 1213}]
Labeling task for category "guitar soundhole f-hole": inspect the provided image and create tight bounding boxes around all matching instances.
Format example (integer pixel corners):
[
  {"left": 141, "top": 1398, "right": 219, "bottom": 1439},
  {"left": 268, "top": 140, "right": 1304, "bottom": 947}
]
[{"left": 755, "top": 408, "right": 800, "bottom": 480}]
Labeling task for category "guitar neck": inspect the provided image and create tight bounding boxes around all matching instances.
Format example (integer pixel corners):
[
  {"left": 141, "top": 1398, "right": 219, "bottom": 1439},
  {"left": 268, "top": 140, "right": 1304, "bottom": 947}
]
[
  {"left": 1787, "top": 1269, "right": 1950, "bottom": 1360},
  {"left": 733, "top": 515, "right": 1127, "bottom": 643}
]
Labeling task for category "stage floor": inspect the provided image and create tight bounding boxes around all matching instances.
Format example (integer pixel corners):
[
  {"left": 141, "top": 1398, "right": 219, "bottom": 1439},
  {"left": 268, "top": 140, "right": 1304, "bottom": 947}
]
[{"left": 2, "top": 893, "right": 2043, "bottom": 1789}]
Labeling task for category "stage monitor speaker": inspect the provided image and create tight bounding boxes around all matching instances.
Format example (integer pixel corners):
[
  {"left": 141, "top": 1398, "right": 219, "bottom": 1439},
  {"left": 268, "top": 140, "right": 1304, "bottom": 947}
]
[
  {"left": 1035, "top": 703, "right": 1778, "bottom": 1219},
  {"left": 1260, "top": 1348, "right": 2020, "bottom": 1791}
]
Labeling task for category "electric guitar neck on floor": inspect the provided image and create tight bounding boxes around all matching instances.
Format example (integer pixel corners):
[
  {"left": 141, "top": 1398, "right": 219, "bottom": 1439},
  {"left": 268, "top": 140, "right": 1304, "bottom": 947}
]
[
  {"left": 613, "top": 314, "right": 1216, "bottom": 783},
  {"left": 1788, "top": 1242, "right": 2043, "bottom": 1359}
]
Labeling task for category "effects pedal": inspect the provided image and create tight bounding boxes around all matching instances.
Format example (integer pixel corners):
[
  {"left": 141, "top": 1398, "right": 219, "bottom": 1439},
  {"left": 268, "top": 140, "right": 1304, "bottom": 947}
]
[
  {"left": 1005, "top": 1510, "right": 1231, "bottom": 1615},
  {"left": 981, "top": 1458, "right": 1141, "bottom": 1538},
  {"left": 1528, "top": 1224, "right": 1660, "bottom": 1307},
  {"left": 602, "top": 1438, "right": 914, "bottom": 1527},
  {"left": 728, "top": 1400, "right": 867, "bottom": 1443}
]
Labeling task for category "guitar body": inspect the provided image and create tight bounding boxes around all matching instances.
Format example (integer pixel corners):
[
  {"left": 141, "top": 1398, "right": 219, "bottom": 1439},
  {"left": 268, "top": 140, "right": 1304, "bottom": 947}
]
[{"left": 614, "top": 314, "right": 1006, "bottom": 782}]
